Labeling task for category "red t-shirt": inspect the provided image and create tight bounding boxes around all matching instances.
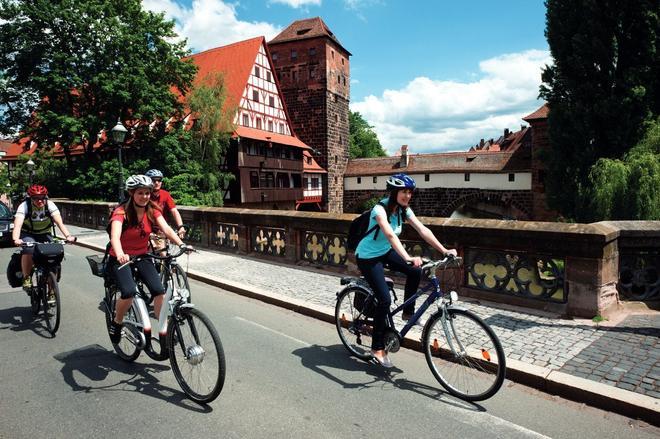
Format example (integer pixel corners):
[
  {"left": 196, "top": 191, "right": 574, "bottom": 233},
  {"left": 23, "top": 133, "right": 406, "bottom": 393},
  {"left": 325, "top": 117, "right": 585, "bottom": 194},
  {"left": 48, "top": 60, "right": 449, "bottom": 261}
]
[
  {"left": 109, "top": 207, "right": 163, "bottom": 256},
  {"left": 151, "top": 189, "right": 176, "bottom": 213}
]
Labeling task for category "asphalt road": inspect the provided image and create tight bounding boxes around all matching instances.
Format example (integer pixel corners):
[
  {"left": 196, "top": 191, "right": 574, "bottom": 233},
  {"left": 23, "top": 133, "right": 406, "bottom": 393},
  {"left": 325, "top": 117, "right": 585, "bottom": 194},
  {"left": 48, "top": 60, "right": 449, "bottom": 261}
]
[{"left": 0, "top": 245, "right": 657, "bottom": 439}]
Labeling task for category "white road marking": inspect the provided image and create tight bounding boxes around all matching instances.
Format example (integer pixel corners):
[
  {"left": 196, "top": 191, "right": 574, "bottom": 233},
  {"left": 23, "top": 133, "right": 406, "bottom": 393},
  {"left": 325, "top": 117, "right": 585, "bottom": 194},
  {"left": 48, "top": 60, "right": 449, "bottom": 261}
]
[{"left": 235, "top": 316, "right": 311, "bottom": 346}]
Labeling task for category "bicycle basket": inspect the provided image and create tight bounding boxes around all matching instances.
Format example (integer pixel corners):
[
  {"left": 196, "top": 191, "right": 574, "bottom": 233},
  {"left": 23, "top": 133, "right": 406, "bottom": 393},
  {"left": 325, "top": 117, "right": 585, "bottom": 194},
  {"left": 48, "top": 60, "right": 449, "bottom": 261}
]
[{"left": 86, "top": 254, "right": 107, "bottom": 277}]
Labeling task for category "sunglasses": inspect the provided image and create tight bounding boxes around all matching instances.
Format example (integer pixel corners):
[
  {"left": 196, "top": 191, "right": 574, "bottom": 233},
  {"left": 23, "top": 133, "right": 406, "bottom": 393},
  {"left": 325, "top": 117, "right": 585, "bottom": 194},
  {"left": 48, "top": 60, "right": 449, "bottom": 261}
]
[
  {"left": 152, "top": 178, "right": 162, "bottom": 183},
  {"left": 32, "top": 196, "right": 47, "bottom": 201}
]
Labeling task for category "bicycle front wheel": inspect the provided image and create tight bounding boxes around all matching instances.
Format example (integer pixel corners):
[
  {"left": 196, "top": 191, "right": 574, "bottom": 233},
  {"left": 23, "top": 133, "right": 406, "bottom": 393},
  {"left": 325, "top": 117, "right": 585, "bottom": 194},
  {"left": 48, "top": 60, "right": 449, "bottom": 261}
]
[
  {"left": 43, "top": 272, "right": 61, "bottom": 335},
  {"left": 423, "top": 308, "right": 506, "bottom": 401},
  {"left": 168, "top": 307, "right": 225, "bottom": 403},
  {"left": 335, "top": 287, "right": 375, "bottom": 361}
]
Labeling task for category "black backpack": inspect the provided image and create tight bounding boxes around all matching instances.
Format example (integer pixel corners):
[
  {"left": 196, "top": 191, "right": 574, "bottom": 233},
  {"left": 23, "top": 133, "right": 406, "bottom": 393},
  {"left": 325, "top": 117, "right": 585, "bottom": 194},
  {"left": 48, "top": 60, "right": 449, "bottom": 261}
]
[{"left": 346, "top": 202, "right": 386, "bottom": 251}]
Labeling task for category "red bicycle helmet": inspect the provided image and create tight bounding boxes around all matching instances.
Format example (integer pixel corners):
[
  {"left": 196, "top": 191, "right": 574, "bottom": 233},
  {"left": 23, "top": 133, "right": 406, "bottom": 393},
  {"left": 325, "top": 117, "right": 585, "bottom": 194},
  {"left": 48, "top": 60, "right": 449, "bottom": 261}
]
[{"left": 27, "top": 184, "right": 48, "bottom": 197}]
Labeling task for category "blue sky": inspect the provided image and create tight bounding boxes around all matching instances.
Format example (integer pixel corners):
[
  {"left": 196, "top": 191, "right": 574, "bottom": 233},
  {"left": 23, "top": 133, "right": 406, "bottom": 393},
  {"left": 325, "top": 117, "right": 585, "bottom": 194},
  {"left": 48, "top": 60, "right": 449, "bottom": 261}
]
[{"left": 142, "top": 0, "right": 551, "bottom": 153}]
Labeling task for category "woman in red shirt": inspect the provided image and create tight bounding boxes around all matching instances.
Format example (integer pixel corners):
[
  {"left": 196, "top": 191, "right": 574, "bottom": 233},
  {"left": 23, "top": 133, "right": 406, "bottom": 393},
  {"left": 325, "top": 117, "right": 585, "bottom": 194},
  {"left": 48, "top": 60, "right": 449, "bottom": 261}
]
[{"left": 107, "top": 175, "right": 191, "bottom": 344}]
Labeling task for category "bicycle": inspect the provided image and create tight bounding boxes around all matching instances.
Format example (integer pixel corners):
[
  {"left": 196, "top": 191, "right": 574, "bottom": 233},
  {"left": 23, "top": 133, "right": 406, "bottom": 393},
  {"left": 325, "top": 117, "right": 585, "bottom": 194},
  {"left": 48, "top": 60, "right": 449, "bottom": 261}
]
[
  {"left": 86, "top": 246, "right": 226, "bottom": 403},
  {"left": 148, "top": 231, "right": 192, "bottom": 304},
  {"left": 335, "top": 255, "right": 506, "bottom": 401},
  {"left": 20, "top": 237, "right": 74, "bottom": 336}
]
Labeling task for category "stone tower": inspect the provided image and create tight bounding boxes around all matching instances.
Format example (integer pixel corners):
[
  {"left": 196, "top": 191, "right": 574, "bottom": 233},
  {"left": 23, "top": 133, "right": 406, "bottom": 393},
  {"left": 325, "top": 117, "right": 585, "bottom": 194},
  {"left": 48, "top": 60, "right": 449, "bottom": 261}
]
[{"left": 267, "top": 17, "right": 350, "bottom": 213}]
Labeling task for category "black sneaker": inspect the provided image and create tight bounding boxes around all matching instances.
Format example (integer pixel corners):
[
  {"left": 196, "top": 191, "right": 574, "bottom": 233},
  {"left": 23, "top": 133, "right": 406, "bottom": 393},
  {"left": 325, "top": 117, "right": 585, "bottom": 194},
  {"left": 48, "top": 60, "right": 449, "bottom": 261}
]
[{"left": 108, "top": 320, "right": 124, "bottom": 344}]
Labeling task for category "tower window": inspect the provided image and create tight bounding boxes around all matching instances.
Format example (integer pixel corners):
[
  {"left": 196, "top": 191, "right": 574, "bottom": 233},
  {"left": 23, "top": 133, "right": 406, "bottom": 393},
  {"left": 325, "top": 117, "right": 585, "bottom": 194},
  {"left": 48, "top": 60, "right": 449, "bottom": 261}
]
[
  {"left": 341, "top": 58, "right": 344, "bottom": 65},
  {"left": 331, "top": 50, "right": 334, "bottom": 59},
  {"left": 291, "top": 49, "right": 297, "bottom": 60},
  {"left": 309, "top": 47, "right": 316, "bottom": 56},
  {"left": 272, "top": 52, "right": 278, "bottom": 61},
  {"left": 337, "top": 75, "right": 340, "bottom": 83}
]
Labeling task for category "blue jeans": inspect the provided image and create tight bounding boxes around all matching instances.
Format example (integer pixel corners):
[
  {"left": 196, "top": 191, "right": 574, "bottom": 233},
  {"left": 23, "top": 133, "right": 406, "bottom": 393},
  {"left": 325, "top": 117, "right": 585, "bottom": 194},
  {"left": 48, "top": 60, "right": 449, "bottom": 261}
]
[{"left": 356, "top": 249, "right": 422, "bottom": 350}]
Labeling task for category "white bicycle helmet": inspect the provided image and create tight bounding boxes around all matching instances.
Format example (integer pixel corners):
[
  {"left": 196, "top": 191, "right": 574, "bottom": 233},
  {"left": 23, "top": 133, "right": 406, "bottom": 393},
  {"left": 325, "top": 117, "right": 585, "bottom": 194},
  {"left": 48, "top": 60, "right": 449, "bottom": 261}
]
[
  {"left": 145, "top": 169, "right": 164, "bottom": 179},
  {"left": 125, "top": 175, "right": 154, "bottom": 191}
]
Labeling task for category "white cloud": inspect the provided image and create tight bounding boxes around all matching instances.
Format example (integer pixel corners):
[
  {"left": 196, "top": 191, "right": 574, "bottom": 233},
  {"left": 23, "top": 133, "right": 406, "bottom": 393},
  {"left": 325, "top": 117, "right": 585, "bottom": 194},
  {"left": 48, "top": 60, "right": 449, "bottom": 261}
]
[
  {"left": 351, "top": 49, "right": 552, "bottom": 154},
  {"left": 270, "top": 0, "right": 321, "bottom": 7},
  {"left": 142, "top": 0, "right": 282, "bottom": 52}
]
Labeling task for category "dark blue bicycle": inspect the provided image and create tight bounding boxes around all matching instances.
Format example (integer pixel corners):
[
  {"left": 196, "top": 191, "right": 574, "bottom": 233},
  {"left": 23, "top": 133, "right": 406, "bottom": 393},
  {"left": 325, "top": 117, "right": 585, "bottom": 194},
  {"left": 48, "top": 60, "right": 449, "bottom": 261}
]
[{"left": 335, "top": 255, "right": 506, "bottom": 401}]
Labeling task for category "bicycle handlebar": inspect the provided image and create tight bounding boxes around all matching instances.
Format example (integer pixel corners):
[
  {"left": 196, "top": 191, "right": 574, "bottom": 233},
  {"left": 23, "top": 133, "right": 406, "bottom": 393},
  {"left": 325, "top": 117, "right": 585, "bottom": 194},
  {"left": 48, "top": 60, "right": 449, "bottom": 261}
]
[{"left": 118, "top": 245, "right": 195, "bottom": 269}]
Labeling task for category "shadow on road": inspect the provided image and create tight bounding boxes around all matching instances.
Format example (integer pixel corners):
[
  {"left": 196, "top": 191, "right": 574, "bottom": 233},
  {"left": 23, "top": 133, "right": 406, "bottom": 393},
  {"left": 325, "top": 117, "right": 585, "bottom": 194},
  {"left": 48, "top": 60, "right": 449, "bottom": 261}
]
[
  {"left": 53, "top": 344, "right": 212, "bottom": 413},
  {"left": 0, "top": 303, "right": 55, "bottom": 339},
  {"left": 291, "top": 344, "right": 483, "bottom": 412}
]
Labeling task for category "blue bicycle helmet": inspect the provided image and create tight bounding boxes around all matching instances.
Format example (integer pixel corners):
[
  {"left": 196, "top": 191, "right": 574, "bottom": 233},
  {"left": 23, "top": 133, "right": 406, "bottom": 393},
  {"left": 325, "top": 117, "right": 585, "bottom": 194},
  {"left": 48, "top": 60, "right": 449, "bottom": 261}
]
[{"left": 386, "top": 173, "right": 416, "bottom": 190}]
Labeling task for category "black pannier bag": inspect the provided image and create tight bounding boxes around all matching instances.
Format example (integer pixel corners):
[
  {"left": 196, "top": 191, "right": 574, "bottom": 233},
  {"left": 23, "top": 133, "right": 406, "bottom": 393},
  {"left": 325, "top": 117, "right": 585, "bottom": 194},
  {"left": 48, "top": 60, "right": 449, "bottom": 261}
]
[
  {"left": 6, "top": 251, "right": 24, "bottom": 288},
  {"left": 33, "top": 243, "right": 64, "bottom": 267},
  {"left": 353, "top": 289, "right": 376, "bottom": 319}
]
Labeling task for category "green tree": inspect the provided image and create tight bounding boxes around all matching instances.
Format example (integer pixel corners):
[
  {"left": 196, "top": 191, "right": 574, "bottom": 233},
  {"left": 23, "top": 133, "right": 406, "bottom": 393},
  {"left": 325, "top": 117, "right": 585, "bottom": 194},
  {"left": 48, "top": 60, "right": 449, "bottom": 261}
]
[
  {"left": 349, "top": 111, "right": 387, "bottom": 158},
  {"left": 539, "top": 0, "right": 660, "bottom": 221},
  {"left": 0, "top": 0, "right": 197, "bottom": 161},
  {"left": 590, "top": 118, "right": 660, "bottom": 219}
]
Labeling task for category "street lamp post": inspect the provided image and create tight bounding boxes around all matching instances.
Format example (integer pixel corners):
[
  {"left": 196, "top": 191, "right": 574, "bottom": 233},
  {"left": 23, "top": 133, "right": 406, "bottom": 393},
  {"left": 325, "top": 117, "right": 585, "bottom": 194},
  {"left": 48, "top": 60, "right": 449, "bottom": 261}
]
[
  {"left": 26, "top": 159, "right": 35, "bottom": 185},
  {"left": 111, "top": 119, "right": 128, "bottom": 202}
]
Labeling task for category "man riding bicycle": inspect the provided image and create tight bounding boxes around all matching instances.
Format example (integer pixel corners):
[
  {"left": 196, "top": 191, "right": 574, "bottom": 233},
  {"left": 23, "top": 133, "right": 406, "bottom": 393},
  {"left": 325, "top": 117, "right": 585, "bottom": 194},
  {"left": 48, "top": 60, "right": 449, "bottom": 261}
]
[
  {"left": 145, "top": 169, "right": 185, "bottom": 238},
  {"left": 11, "top": 184, "right": 76, "bottom": 290}
]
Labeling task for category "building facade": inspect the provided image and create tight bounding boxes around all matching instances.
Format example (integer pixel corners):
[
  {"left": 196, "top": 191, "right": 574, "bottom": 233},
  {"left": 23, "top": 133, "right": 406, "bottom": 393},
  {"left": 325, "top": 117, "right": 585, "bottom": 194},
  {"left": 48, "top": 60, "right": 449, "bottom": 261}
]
[{"left": 267, "top": 17, "right": 350, "bottom": 213}]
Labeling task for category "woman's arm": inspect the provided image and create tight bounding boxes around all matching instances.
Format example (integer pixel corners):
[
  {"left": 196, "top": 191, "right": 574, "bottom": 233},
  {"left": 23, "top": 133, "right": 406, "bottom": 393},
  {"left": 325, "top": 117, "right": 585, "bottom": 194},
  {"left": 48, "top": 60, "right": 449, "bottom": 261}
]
[
  {"left": 155, "top": 215, "right": 185, "bottom": 246},
  {"left": 406, "top": 213, "right": 457, "bottom": 256},
  {"left": 374, "top": 212, "right": 421, "bottom": 266},
  {"left": 110, "top": 220, "right": 129, "bottom": 264}
]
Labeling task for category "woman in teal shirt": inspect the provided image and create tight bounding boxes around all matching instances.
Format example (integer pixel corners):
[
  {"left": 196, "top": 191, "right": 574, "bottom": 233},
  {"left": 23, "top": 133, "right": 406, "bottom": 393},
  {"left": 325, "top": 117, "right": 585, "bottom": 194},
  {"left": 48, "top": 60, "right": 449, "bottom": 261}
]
[{"left": 355, "top": 173, "right": 457, "bottom": 368}]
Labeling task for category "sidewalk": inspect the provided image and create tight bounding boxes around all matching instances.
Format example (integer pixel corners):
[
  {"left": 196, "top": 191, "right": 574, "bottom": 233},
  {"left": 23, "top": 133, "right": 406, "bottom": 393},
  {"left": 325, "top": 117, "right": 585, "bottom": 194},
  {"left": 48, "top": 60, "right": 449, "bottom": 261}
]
[{"left": 68, "top": 225, "right": 660, "bottom": 424}]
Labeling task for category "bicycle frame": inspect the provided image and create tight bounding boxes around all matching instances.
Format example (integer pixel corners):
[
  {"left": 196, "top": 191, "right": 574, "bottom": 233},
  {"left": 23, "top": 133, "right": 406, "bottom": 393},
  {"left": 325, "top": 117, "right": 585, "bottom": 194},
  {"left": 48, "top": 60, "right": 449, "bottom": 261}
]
[{"left": 387, "top": 277, "right": 441, "bottom": 338}]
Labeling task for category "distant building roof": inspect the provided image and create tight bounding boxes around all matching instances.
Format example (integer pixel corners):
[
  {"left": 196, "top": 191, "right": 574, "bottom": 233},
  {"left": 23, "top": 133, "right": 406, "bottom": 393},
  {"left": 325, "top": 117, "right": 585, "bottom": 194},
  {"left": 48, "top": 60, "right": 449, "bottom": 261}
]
[
  {"left": 523, "top": 103, "right": 549, "bottom": 122},
  {"left": 268, "top": 17, "right": 351, "bottom": 55},
  {"left": 345, "top": 150, "right": 529, "bottom": 177}
]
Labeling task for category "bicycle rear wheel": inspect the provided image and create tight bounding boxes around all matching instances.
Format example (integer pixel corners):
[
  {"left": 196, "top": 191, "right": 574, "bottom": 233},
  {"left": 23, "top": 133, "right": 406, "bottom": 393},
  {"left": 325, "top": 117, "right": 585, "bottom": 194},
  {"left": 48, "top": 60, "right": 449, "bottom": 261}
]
[
  {"left": 105, "top": 289, "right": 141, "bottom": 362},
  {"left": 43, "top": 272, "right": 61, "bottom": 335},
  {"left": 335, "top": 287, "right": 375, "bottom": 361},
  {"left": 168, "top": 307, "right": 225, "bottom": 403},
  {"left": 423, "top": 308, "right": 505, "bottom": 401}
]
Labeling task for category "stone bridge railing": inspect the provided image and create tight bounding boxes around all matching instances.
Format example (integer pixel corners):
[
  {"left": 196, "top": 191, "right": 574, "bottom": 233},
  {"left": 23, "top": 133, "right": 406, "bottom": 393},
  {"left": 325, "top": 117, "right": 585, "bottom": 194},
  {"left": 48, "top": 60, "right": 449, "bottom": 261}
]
[{"left": 55, "top": 200, "right": 660, "bottom": 319}]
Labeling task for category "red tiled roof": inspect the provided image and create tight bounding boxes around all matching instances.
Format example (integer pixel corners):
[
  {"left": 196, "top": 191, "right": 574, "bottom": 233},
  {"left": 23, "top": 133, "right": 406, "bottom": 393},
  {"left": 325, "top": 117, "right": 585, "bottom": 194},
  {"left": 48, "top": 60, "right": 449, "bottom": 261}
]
[
  {"left": 523, "top": 103, "right": 549, "bottom": 121},
  {"left": 268, "top": 17, "right": 351, "bottom": 55},
  {"left": 345, "top": 151, "right": 529, "bottom": 177},
  {"left": 302, "top": 150, "right": 326, "bottom": 173},
  {"left": 233, "top": 126, "right": 310, "bottom": 150},
  {"left": 186, "top": 37, "right": 264, "bottom": 113}
]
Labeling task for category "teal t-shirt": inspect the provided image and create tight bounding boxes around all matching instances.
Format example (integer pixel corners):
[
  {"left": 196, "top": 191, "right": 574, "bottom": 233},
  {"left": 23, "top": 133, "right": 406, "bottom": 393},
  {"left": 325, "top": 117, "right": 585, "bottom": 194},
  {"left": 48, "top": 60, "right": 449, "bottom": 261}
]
[{"left": 355, "top": 198, "right": 413, "bottom": 259}]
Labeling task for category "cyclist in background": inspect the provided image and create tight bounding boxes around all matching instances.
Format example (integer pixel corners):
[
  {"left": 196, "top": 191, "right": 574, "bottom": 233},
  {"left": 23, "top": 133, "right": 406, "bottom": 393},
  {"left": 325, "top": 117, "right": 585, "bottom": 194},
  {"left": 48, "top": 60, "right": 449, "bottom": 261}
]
[
  {"left": 107, "top": 175, "right": 191, "bottom": 344},
  {"left": 12, "top": 184, "right": 76, "bottom": 290},
  {"left": 144, "top": 169, "right": 185, "bottom": 239},
  {"left": 354, "top": 173, "right": 457, "bottom": 368}
]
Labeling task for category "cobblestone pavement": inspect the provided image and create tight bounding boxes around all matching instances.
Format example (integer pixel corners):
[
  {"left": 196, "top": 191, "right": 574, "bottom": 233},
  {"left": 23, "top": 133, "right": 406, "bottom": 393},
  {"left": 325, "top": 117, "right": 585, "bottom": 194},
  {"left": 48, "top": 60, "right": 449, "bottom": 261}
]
[{"left": 70, "top": 226, "right": 659, "bottom": 400}]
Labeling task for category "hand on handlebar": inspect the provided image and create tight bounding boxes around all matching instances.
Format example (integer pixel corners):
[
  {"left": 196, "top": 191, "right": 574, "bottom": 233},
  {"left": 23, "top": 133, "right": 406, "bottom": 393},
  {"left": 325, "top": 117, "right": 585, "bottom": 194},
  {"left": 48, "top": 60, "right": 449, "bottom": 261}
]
[
  {"left": 179, "top": 243, "right": 195, "bottom": 254},
  {"left": 117, "top": 252, "right": 130, "bottom": 265},
  {"left": 14, "top": 238, "right": 24, "bottom": 247},
  {"left": 443, "top": 249, "right": 458, "bottom": 258},
  {"left": 407, "top": 256, "right": 423, "bottom": 267},
  {"left": 66, "top": 235, "right": 77, "bottom": 243}
]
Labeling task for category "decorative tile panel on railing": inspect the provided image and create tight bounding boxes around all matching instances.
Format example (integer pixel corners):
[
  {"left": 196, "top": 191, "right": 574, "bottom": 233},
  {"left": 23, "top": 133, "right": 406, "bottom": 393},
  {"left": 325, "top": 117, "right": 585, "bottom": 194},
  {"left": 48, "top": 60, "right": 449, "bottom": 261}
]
[
  {"left": 619, "top": 250, "right": 659, "bottom": 301},
  {"left": 212, "top": 223, "right": 240, "bottom": 251},
  {"left": 74, "top": 210, "right": 83, "bottom": 224},
  {"left": 252, "top": 227, "right": 286, "bottom": 257},
  {"left": 303, "top": 232, "right": 347, "bottom": 266},
  {"left": 85, "top": 211, "right": 94, "bottom": 227},
  {"left": 63, "top": 207, "right": 73, "bottom": 222},
  {"left": 465, "top": 249, "right": 566, "bottom": 303},
  {"left": 97, "top": 214, "right": 108, "bottom": 227}
]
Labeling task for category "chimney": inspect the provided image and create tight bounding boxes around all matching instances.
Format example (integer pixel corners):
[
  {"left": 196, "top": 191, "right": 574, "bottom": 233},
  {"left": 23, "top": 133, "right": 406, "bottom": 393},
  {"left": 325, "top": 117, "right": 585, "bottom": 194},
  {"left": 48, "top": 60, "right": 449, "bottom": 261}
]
[
  {"left": 504, "top": 128, "right": 510, "bottom": 137},
  {"left": 480, "top": 139, "right": 484, "bottom": 148},
  {"left": 400, "top": 144, "right": 409, "bottom": 168}
]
